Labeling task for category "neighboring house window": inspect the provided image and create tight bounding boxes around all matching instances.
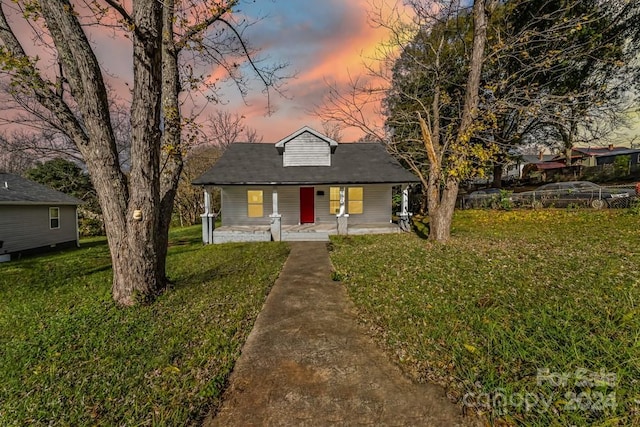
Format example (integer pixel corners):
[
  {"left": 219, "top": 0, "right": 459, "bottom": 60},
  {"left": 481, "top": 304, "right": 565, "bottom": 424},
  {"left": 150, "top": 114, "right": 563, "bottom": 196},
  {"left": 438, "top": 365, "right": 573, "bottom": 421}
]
[
  {"left": 348, "top": 187, "right": 363, "bottom": 214},
  {"left": 247, "top": 190, "right": 263, "bottom": 217},
  {"left": 329, "top": 187, "right": 340, "bottom": 214},
  {"left": 49, "top": 207, "right": 60, "bottom": 229}
]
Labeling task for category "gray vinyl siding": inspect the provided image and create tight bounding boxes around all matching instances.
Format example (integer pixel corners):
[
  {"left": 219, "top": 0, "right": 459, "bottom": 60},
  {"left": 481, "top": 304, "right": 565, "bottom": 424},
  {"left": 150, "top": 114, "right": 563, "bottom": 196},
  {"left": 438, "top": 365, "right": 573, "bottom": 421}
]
[
  {"left": 283, "top": 133, "right": 331, "bottom": 167},
  {"left": 221, "top": 186, "right": 273, "bottom": 226},
  {"left": 357, "top": 184, "right": 393, "bottom": 223},
  {"left": 300, "top": 185, "right": 392, "bottom": 224},
  {"left": 0, "top": 205, "right": 77, "bottom": 254},
  {"left": 313, "top": 185, "right": 338, "bottom": 223},
  {"left": 278, "top": 186, "right": 300, "bottom": 225},
  {"left": 220, "top": 184, "right": 393, "bottom": 226}
]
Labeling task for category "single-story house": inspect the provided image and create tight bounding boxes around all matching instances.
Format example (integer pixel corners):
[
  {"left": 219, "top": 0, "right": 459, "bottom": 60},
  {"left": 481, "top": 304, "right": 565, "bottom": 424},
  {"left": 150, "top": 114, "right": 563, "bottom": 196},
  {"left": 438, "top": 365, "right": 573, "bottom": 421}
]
[
  {"left": 521, "top": 161, "right": 569, "bottom": 182},
  {"left": 512, "top": 153, "right": 558, "bottom": 181},
  {"left": 192, "top": 126, "right": 420, "bottom": 243},
  {"left": 571, "top": 145, "right": 640, "bottom": 167},
  {"left": 0, "top": 173, "right": 82, "bottom": 261}
]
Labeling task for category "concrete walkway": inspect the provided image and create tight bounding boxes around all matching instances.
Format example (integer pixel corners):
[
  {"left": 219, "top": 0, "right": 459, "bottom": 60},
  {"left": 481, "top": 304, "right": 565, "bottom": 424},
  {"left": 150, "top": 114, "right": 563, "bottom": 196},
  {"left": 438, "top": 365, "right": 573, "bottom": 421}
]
[{"left": 205, "top": 242, "right": 478, "bottom": 426}]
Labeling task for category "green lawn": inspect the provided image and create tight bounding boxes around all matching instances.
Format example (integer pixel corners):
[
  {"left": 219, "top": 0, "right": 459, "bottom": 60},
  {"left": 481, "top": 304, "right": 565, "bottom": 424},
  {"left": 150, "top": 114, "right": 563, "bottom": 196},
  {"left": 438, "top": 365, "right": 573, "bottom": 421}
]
[
  {"left": 330, "top": 210, "right": 640, "bottom": 426},
  {"left": 0, "top": 226, "right": 289, "bottom": 426}
]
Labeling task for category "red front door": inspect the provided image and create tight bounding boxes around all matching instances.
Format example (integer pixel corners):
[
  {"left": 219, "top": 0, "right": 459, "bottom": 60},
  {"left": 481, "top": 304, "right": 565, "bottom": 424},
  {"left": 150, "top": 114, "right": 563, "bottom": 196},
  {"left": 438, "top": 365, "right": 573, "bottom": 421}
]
[{"left": 300, "top": 187, "right": 315, "bottom": 224}]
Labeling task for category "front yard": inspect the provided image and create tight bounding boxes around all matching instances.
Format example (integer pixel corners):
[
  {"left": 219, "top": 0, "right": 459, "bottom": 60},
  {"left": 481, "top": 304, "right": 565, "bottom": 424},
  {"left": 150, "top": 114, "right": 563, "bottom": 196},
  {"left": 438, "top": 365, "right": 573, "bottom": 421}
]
[
  {"left": 330, "top": 210, "right": 640, "bottom": 426},
  {"left": 0, "top": 226, "right": 289, "bottom": 426},
  {"left": 3, "top": 210, "right": 638, "bottom": 426}
]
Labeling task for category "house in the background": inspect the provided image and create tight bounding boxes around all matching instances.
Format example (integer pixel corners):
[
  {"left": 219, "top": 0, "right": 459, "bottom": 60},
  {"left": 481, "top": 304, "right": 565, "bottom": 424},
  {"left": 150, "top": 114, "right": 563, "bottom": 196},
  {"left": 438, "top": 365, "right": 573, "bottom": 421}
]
[
  {"left": 0, "top": 173, "right": 82, "bottom": 261},
  {"left": 571, "top": 145, "right": 640, "bottom": 167},
  {"left": 515, "top": 152, "right": 558, "bottom": 181},
  {"left": 521, "top": 160, "right": 568, "bottom": 183},
  {"left": 520, "top": 145, "right": 640, "bottom": 182},
  {"left": 193, "top": 126, "right": 419, "bottom": 243}
]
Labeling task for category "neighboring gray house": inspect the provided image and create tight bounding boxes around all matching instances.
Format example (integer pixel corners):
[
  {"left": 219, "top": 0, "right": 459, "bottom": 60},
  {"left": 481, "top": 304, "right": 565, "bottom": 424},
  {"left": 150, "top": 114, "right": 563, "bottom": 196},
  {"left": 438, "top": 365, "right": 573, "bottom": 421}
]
[
  {"left": 571, "top": 146, "right": 640, "bottom": 167},
  {"left": 193, "top": 126, "right": 419, "bottom": 243},
  {"left": 0, "top": 173, "right": 82, "bottom": 261}
]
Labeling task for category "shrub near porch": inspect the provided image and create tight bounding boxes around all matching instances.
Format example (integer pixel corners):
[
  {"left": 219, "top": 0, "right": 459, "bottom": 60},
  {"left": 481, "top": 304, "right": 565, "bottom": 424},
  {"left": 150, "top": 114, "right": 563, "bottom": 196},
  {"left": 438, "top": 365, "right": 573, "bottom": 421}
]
[
  {"left": 0, "top": 226, "right": 289, "bottom": 426},
  {"left": 329, "top": 210, "right": 640, "bottom": 426}
]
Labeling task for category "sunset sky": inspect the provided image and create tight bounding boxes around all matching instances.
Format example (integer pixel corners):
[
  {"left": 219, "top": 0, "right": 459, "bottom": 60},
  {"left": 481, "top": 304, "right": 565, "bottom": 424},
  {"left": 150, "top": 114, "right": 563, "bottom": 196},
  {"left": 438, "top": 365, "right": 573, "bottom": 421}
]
[
  {"left": 195, "top": 0, "right": 398, "bottom": 142},
  {"left": 1, "top": 0, "right": 398, "bottom": 143},
  {"left": 5, "top": 0, "right": 637, "bottom": 145}
]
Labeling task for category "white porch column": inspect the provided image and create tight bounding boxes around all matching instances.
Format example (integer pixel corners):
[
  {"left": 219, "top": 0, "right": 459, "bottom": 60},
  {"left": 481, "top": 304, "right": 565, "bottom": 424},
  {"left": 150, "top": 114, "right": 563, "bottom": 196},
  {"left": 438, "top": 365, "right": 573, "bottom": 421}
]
[
  {"left": 272, "top": 188, "right": 279, "bottom": 215},
  {"left": 336, "top": 186, "right": 349, "bottom": 235},
  {"left": 201, "top": 188, "right": 215, "bottom": 244},
  {"left": 399, "top": 185, "right": 410, "bottom": 232},
  {"left": 204, "top": 189, "right": 211, "bottom": 214},
  {"left": 401, "top": 185, "right": 409, "bottom": 216},
  {"left": 269, "top": 187, "right": 282, "bottom": 241}
]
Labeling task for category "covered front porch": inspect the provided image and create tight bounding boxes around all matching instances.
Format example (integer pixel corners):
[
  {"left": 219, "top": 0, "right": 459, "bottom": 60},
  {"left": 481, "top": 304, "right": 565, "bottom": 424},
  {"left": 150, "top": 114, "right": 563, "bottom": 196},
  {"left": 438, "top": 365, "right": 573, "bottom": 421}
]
[{"left": 200, "top": 184, "right": 411, "bottom": 244}]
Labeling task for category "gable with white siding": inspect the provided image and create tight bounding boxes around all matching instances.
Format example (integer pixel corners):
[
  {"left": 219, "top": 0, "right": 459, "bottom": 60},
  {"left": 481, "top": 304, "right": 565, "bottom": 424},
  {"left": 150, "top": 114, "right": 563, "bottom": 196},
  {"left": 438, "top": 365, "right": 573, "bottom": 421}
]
[
  {"left": 282, "top": 132, "right": 331, "bottom": 167},
  {"left": 275, "top": 126, "right": 338, "bottom": 168}
]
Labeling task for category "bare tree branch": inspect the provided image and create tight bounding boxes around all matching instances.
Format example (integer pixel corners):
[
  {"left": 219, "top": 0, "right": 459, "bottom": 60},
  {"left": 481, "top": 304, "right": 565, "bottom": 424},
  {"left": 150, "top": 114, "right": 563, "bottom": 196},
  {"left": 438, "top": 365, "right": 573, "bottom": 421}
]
[{"left": 102, "top": 0, "right": 133, "bottom": 26}]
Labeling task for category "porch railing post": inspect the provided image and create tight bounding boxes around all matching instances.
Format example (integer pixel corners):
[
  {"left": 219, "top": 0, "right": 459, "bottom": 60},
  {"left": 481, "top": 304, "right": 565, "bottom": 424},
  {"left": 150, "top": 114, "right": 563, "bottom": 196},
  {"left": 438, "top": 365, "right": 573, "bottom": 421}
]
[
  {"left": 398, "top": 185, "right": 410, "bottom": 232},
  {"left": 336, "top": 187, "right": 348, "bottom": 235},
  {"left": 270, "top": 187, "right": 282, "bottom": 241},
  {"left": 201, "top": 189, "right": 214, "bottom": 244}
]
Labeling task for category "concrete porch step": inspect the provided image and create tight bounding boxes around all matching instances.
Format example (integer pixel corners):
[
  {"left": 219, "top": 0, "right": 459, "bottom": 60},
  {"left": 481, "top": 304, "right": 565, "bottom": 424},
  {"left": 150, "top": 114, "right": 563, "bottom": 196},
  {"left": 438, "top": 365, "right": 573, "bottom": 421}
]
[
  {"left": 281, "top": 232, "right": 330, "bottom": 242},
  {"left": 213, "top": 229, "right": 271, "bottom": 244}
]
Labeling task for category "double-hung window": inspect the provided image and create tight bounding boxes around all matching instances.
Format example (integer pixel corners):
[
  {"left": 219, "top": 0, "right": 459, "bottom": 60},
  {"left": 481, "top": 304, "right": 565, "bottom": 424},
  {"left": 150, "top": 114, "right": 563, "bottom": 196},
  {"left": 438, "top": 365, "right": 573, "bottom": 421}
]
[
  {"left": 49, "top": 207, "right": 60, "bottom": 229},
  {"left": 247, "top": 190, "right": 264, "bottom": 217},
  {"left": 329, "top": 187, "right": 340, "bottom": 214},
  {"left": 348, "top": 187, "right": 363, "bottom": 214},
  {"left": 328, "top": 187, "right": 364, "bottom": 214}
]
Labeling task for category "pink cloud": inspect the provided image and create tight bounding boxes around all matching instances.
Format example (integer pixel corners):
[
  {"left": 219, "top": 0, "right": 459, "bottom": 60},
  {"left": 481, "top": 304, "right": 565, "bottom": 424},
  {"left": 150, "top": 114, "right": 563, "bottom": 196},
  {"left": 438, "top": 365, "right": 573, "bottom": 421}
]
[
  {"left": 231, "top": 0, "right": 412, "bottom": 142},
  {"left": 3, "top": 0, "right": 406, "bottom": 144}
]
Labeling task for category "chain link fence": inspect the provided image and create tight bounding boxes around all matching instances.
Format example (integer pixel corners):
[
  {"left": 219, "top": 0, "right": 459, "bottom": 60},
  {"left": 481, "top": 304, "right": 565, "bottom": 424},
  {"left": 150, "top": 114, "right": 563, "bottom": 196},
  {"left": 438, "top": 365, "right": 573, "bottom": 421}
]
[{"left": 459, "top": 183, "right": 640, "bottom": 210}]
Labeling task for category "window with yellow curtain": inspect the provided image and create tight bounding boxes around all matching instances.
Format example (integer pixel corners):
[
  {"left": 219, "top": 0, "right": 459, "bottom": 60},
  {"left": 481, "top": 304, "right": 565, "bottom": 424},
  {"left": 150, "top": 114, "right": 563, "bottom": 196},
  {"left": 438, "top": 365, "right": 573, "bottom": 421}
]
[
  {"left": 348, "top": 187, "right": 363, "bottom": 214},
  {"left": 329, "top": 187, "right": 340, "bottom": 214},
  {"left": 247, "top": 190, "right": 263, "bottom": 217}
]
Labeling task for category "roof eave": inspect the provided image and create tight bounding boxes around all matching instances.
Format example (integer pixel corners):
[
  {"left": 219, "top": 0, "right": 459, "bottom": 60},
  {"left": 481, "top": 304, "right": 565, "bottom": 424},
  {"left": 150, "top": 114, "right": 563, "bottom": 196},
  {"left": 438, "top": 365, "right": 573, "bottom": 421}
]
[
  {"left": 274, "top": 126, "right": 339, "bottom": 148},
  {"left": 196, "top": 180, "right": 420, "bottom": 186},
  {"left": 0, "top": 201, "right": 82, "bottom": 206}
]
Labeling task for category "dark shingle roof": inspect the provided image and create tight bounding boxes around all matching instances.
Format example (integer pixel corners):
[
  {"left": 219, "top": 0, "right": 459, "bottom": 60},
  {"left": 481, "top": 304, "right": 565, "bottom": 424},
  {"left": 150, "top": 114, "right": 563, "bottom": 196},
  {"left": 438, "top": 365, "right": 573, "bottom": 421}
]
[
  {"left": 521, "top": 154, "right": 556, "bottom": 163},
  {"left": 0, "top": 173, "right": 83, "bottom": 205},
  {"left": 192, "top": 143, "right": 420, "bottom": 185},
  {"left": 574, "top": 146, "right": 640, "bottom": 157}
]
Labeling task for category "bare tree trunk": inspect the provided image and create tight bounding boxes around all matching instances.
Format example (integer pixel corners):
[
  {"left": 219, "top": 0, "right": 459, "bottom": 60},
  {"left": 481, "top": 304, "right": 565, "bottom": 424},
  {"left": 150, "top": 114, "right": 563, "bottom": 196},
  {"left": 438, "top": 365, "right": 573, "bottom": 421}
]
[
  {"left": 565, "top": 146, "right": 573, "bottom": 167},
  {"left": 157, "top": 0, "right": 184, "bottom": 282},
  {"left": 427, "top": 0, "right": 492, "bottom": 242},
  {"left": 492, "top": 163, "right": 503, "bottom": 188},
  {"left": 110, "top": 0, "right": 165, "bottom": 305},
  {"left": 30, "top": 0, "right": 165, "bottom": 305},
  {"left": 429, "top": 179, "right": 459, "bottom": 241}
]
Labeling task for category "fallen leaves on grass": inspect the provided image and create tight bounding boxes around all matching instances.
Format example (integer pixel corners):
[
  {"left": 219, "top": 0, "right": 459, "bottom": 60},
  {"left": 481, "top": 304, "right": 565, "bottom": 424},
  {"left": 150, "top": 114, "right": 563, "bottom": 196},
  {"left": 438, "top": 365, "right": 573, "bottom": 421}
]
[{"left": 330, "top": 210, "right": 640, "bottom": 426}]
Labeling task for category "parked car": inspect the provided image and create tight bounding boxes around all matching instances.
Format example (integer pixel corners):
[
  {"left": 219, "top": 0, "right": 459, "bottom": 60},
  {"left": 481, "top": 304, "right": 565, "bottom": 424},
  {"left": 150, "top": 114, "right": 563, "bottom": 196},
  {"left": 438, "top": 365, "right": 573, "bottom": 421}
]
[
  {"left": 462, "top": 188, "right": 508, "bottom": 209},
  {"left": 512, "top": 181, "right": 633, "bottom": 209}
]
